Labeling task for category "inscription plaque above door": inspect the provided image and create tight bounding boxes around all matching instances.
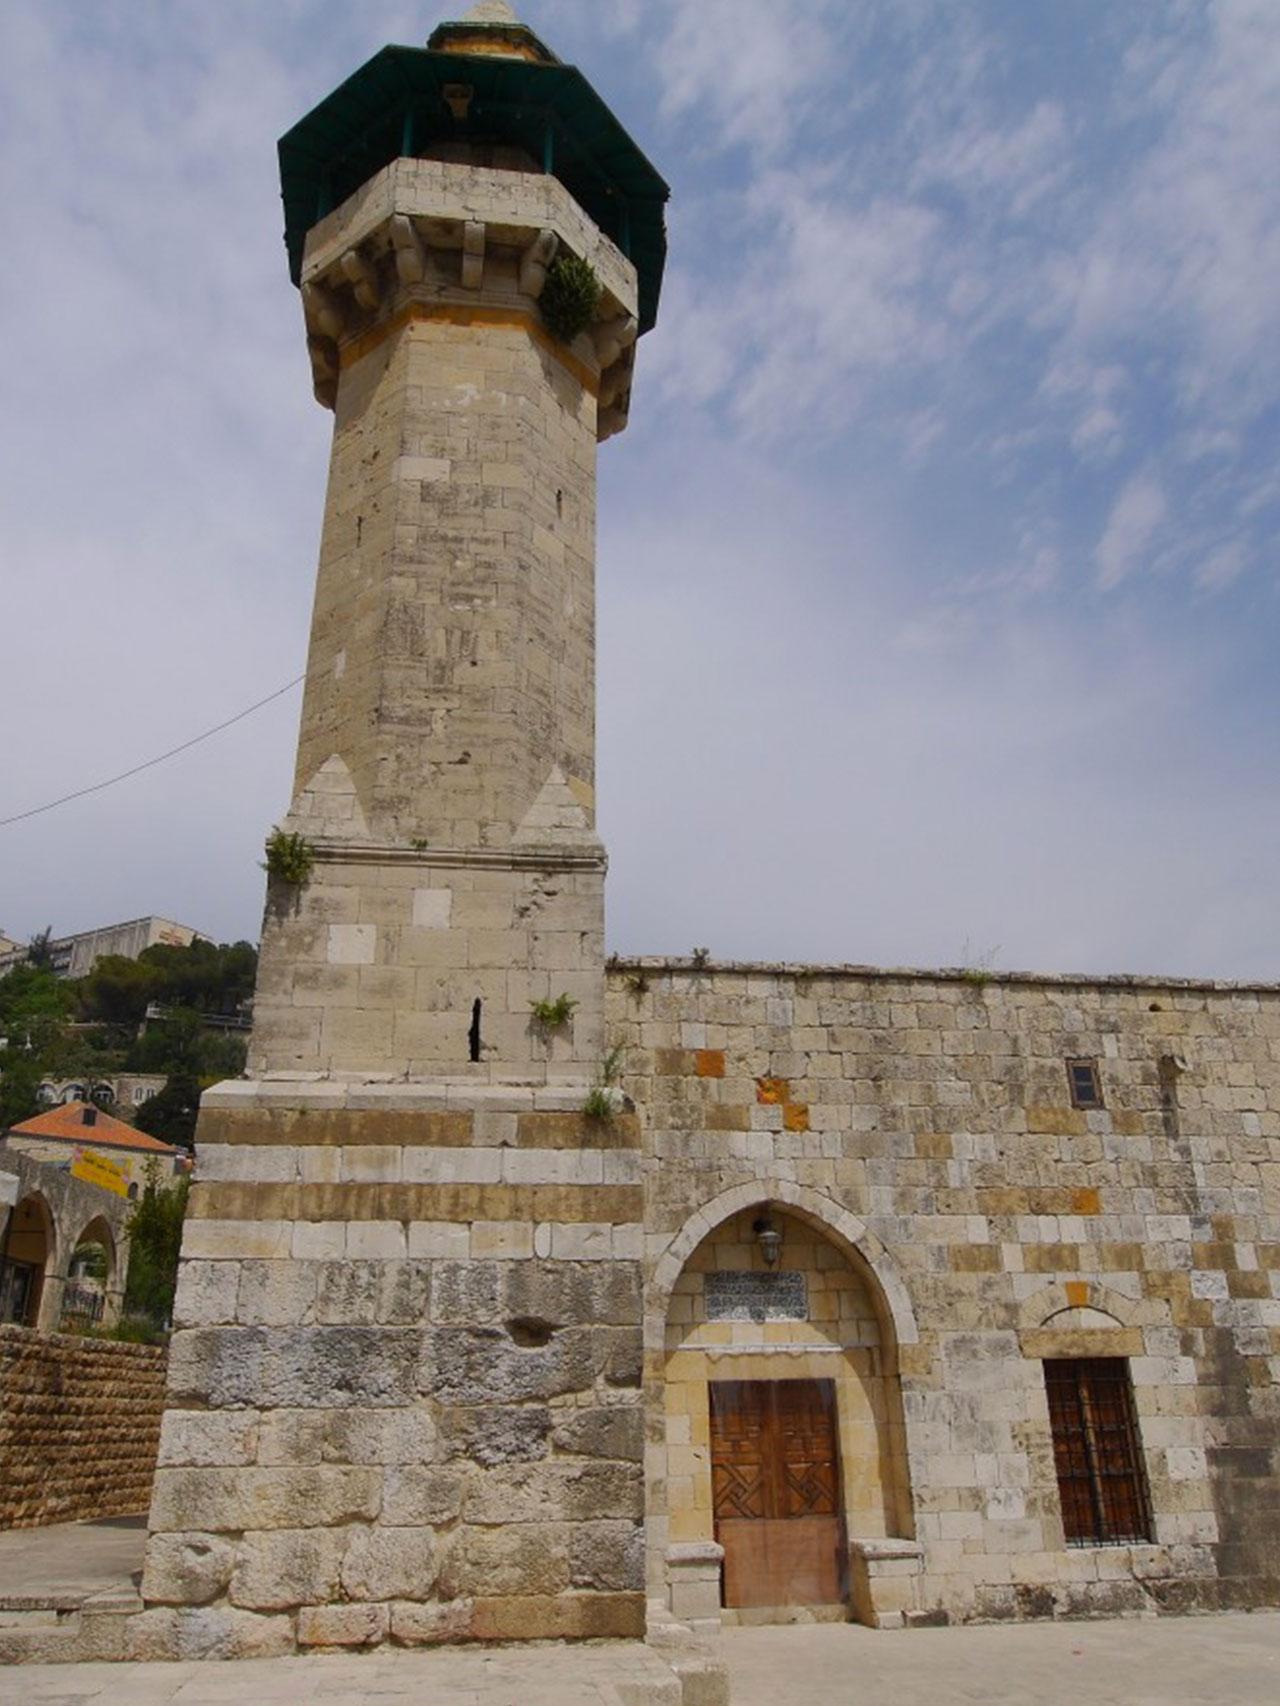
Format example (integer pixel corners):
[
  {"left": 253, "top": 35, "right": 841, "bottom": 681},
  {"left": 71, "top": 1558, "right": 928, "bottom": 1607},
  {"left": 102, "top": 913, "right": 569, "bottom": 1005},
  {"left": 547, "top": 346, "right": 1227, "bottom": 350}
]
[{"left": 705, "top": 1270, "right": 808, "bottom": 1322}]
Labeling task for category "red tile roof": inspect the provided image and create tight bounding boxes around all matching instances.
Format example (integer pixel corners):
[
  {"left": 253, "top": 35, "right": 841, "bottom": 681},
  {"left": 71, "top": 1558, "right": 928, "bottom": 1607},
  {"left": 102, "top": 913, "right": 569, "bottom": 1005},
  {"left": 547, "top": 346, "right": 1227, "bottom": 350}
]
[{"left": 8, "top": 1101, "right": 180, "bottom": 1155}]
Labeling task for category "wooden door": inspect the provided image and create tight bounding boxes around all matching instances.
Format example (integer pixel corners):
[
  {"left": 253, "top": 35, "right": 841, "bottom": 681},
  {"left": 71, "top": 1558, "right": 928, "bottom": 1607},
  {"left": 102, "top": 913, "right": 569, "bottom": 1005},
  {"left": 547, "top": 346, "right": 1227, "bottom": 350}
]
[{"left": 709, "top": 1379, "right": 847, "bottom": 1609}]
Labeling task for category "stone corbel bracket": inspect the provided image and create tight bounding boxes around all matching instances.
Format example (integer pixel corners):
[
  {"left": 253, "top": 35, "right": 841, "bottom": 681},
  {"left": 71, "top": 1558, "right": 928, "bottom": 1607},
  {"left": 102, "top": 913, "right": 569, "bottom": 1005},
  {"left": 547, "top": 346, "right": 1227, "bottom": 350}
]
[{"left": 297, "top": 157, "right": 641, "bottom": 440}]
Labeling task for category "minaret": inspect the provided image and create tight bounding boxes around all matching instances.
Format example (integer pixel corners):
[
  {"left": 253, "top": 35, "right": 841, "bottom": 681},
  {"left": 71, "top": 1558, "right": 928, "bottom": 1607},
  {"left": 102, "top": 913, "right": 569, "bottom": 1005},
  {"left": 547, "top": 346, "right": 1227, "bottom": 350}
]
[{"left": 139, "top": 6, "right": 667, "bottom": 1656}]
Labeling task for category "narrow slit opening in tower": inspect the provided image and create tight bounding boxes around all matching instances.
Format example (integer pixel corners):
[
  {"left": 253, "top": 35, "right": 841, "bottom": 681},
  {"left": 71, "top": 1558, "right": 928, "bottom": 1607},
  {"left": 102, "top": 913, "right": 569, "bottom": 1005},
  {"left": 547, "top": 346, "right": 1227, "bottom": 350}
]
[{"left": 469, "top": 998, "right": 483, "bottom": 1062}]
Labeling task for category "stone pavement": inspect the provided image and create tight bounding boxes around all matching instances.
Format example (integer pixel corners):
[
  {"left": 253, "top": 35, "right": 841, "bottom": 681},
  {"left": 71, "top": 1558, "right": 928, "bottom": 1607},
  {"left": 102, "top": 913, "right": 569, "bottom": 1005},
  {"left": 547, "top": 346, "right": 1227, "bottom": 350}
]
[
  {"left": 724, "top": 1615, "right": 1280, "bottom": 1705},
  {"left": 1, "top": 1524, "right": 1276, "bottom": 1704},
  {"left": 0, "top": 1613, "right": 1274, "bottom": 1705},
  {"left": 0, "top": 1515, "right": 146, "bottom": 1606}
]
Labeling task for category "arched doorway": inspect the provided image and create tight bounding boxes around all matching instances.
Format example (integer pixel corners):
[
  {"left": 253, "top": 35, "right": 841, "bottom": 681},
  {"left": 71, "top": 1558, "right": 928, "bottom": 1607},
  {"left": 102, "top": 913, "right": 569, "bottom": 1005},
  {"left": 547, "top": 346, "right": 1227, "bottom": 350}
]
[
  {"left": 0, "top": 1193, "right": 55, "bottom": 1327},
  {"left": 649, "top": 1190, "right": 915, "bottom": 1626},
  {"left": 63, "top": 1215, "right": 120, "bottom": 1330}
]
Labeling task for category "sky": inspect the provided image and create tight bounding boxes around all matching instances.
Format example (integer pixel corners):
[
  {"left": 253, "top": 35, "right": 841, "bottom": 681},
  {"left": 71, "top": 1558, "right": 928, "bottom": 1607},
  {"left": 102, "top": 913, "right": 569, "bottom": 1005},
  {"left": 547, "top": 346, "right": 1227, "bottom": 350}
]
[{"left": 1, "top": 0, "right": 1277, "bottom": 982}]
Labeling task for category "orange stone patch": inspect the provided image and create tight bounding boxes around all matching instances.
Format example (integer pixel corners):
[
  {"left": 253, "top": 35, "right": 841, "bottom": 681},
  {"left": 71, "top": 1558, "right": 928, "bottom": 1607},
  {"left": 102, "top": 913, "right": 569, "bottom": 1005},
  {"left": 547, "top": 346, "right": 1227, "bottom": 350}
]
[
  {"left": 756, "top": 1076, "right": 789, "bottom": 1105},
  {"left": 695, "top": 1049, "right": 725, "bottom": 1078},
  {"left": 782, "top": 1103, "right": 810, "bottom": 1133},
  {"left": 1066, "top": 1280, "right": 1089, "bottom": 1308},
  {"left": 1072, "top": 1187, "right": 1101, "bottom": 1215}
]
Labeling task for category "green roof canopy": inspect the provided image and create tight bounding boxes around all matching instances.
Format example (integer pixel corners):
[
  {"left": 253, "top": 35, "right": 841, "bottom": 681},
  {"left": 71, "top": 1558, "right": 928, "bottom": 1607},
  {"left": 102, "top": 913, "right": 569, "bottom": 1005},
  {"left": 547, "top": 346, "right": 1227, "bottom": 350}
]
[{"left": 278, "top": 44, "right": 669, "bottom": 333}]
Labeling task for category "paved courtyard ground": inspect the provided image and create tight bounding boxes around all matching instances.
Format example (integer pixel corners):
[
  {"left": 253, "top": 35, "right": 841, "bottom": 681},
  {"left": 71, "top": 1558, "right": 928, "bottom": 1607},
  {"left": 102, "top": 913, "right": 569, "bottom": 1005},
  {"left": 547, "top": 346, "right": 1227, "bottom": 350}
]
[
  {"left": 0, "top": 1612, "right": 1274, "bottom": 1705},
  {"left": 0, "top": 1523, "right": 1276, "bottom": 1705}
]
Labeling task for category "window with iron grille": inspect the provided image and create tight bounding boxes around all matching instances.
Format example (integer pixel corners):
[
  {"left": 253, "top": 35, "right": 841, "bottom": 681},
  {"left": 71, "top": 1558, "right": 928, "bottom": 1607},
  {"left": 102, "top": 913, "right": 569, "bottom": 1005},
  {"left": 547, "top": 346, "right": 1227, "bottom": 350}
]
[{"left": 1043, "top": 1358, "right": 1152, "bottom": 1545}]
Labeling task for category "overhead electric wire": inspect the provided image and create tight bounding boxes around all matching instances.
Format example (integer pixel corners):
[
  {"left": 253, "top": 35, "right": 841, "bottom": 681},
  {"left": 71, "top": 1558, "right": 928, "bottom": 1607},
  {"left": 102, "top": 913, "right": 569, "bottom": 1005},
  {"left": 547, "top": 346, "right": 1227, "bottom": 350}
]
[{"left": 0, "top": 675, "right": 306, "bottom": 830}]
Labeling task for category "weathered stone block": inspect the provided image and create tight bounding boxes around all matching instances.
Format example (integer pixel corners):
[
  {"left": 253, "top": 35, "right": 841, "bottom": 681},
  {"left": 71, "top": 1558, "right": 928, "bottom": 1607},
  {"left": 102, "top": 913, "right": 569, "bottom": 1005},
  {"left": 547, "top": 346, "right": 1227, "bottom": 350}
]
[
  {"left": 316, "top": 1260, "right": 380, "bottom": 1324},
  {"left": 341, "top": 1523, "right": 438, "bottom": 1601},
  {"left": 377, "top": 1260, "right": 432, "bottom": 1323},
  {"left": 551, "top": 1402, "right": 644, "bottom": 1462},
  {"left": 440, "top": 1522, "right": 571, "bottom": 1598},
  {"left": 430, "top": 1260, "right": 503, "bottom": 1324},
  {"left": 382, "top": 1464, "right": 467, "bottom": 1526},
  {"left": 442, "top": 1403, "right": 550, "bottom": 1466},
  {"left": 125, "top": 1605, "right": 294, "bottom": 1661},
  {"left": 172, "top": 1260, "right": 240, "bottom": 1328},
  {"left": 389, "top": 1597, "right": 475, "bottom": 1645},
  {"left": 149, "top": 1466, "right": 381, "bottom": 1533},
  {"left": 236, "top": 1259, "right": 319, "bottom": 1327},
  {"left": 426, "top": 1324, "right": 598, "bottom": 1403},
  {"left": 141, "top": 1532, "right": 235, "bottom": 1606},
  {"left": 297, "top": 1601, "right": 389, "bottom": 1648},
  {"left": 165, "top": 1326, "right": 270, "bottom": 1407},
  {"left": 156, "top": 1408, "right": 258, "bottom": 1469},
  {"left": 229, "top": 1527, "right": 346, "bottom": 1611},
  {"left": 469, "top": 1590, "right": 644, "bottom": 1640},
  {"left": 263, "top": 1326, "right": 424, "bottom": 1407},
  {"left": 465, "top": 1460, "right": 642, "bottom": 1526},
  {"left": 570, "top": 1519, "right": 645, "bottom": 1592}
]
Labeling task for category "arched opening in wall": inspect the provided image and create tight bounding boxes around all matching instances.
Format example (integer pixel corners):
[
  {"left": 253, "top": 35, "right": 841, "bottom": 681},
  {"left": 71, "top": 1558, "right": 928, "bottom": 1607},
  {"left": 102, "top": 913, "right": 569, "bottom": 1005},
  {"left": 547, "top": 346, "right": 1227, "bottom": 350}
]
[
  {"left": 660, "top": 1205, "right": 913, "bottom": 1625},
  {"left": 62, "top": 1215, "right": 118, "bottom": 1330},
  {"left": 0, "top": 1193, "right": 55, "bottom": 1327}
]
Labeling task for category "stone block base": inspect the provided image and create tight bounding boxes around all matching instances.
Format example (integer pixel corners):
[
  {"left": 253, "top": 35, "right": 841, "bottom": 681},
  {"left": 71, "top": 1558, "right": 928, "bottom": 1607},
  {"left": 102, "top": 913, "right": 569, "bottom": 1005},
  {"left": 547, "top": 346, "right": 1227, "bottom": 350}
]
[{"left": 849, "top": 1538, "right": 924, "bottom": 1629}]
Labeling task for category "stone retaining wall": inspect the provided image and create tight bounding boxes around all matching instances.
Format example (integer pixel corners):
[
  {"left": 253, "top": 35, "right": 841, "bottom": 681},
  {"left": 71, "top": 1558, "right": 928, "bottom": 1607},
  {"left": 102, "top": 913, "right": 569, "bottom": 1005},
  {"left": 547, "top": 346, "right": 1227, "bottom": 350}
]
[{"left": 0, "top": 1326, "right": 168, "bottom": 1529}]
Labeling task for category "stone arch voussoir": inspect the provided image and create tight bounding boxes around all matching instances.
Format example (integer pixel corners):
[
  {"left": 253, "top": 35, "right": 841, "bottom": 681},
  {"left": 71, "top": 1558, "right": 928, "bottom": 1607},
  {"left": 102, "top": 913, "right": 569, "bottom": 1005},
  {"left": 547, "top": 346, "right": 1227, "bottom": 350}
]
[
  {"left": 1017, "top": 1278, "right": 1168, "bottom": 1332},
  {"left": 645, "top": 1178, "right": 918, "bottom": 1352}
]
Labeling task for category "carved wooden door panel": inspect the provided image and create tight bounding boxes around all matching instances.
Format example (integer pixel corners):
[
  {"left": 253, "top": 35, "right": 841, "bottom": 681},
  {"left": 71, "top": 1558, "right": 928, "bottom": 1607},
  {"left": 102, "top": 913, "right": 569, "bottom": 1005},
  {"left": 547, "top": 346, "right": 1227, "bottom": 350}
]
[{"left": 709, "top": 1379, "right": 847, "bottom": 1609}]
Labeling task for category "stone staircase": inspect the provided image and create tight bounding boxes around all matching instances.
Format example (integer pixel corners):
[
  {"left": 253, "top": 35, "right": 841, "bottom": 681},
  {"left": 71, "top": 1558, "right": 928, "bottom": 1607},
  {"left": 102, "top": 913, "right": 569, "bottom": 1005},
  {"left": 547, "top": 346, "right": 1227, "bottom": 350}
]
[{"left": 0, "top": 1582, "right": 143, "bottom": 1664}]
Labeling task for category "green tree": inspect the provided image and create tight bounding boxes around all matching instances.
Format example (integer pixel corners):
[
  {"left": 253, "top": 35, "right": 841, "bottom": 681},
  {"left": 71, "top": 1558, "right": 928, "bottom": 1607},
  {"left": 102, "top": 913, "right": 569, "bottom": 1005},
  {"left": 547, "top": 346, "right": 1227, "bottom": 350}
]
[
  {"left": 0, "top": 962, "right": 72, "bottom": 1036},
  {"left": 75, "top": 954, "right": 157, "bottom": 1029},
  {"left": 25, "top": 927, "right": 55, "bottom": 971},
  {"left": 77, "top": 939, "right": 257, "bottom": 1028},
  {"left": 134, "top": 1071, "right": 202, "bottom": 1152},
  {"left": 0, "top": 962, "right": 73, "bottom": 1126},
  {"left": 0, "top": 1054, "right": 43, "bottom": 1129},
  {"left": 126, "top": 1009, "right": 247, "bottom": 1081},
  {"left": 123, "top": 1168, "right": 189, "bottom": 1330}
]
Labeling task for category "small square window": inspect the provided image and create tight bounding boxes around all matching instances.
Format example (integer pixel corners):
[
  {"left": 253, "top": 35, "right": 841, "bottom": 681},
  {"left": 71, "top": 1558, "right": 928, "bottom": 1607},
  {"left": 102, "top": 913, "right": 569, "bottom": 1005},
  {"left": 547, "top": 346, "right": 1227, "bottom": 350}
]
[{"left": 1066, "top": 1058, "right": 1103, "bottom": 1109}]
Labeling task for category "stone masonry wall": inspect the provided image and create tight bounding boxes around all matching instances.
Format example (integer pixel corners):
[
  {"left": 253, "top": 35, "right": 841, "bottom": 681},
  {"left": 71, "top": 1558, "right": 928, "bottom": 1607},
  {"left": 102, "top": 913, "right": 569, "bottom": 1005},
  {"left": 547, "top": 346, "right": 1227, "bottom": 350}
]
[
  {"left": 610, "top": 961, "right": 1280, "bottom": 1622},
  {"left": 136, "top": 1094, "right": 645, "bottom": 1657},
  {"left": 0, "top": 1326, "right": 167, "bottom": 1529}
]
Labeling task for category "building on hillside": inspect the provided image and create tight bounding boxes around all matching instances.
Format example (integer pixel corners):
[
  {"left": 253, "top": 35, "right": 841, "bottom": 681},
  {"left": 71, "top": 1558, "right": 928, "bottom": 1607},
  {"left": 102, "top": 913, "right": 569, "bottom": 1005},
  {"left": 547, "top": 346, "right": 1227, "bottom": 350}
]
[
  {"left": 0, "top": 916, "right": 207, "bottom": 981},
  {"left": 133, "top": 1, "right": 1279, "bottom": 1666},
  {"left": 5, "top": 1102, "right": 186, "bottom": 1195},
  {"left": 0, "top": 1143, "right": 138, "bottom": 1333},
  {"left": 37, "top": 1074, "right": 169, "bottom": 1114}
]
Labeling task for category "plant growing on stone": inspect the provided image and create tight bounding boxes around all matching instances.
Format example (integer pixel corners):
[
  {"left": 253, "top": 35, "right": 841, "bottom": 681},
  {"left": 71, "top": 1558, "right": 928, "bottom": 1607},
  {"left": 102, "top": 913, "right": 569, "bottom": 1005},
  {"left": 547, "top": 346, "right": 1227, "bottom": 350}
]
[
  {"left": 530, "top": 992, "right": 578, "bottom": 1032},
  {"left": 582, "top": 1084, "right": 614, "bottom": 1123},
  {"left": 262, "top": 826, "right": 315, "bottom": 886},
  {"left": 539, "top": 252, "right": 602, "bottom": 344},
  {"left": 601, "top": 1043, "right": 626, "bottom": 1086},
  {"left": 958, "top": 938, "right": 1001, "bottom": 991},
  {"left": 690, "top": 946, "right": 710, "bottom": 968}
]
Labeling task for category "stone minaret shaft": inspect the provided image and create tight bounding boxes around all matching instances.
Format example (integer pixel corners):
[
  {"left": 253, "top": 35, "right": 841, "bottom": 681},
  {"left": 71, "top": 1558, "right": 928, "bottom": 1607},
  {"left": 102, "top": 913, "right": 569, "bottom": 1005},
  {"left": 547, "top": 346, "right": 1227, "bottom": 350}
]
[{"left": 250, "top": 72, "right": 646, "bottom": 1086}]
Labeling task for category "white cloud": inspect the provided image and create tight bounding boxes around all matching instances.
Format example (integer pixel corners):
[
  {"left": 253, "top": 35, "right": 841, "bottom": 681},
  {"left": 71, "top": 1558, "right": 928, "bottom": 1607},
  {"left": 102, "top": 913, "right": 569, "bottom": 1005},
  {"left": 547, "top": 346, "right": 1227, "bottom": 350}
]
[
  {"left": 1095, "top": 474, "right": 1169, "bottom": 589},
  {"left": 1193, "top": 539, "right": 1248, "bottom": 591},
  {"left": 653, "top": 0, "right": 856, "bottom": 161},
  {"left": 913, "top": 99, "right": 1070, "bottom": 217}
]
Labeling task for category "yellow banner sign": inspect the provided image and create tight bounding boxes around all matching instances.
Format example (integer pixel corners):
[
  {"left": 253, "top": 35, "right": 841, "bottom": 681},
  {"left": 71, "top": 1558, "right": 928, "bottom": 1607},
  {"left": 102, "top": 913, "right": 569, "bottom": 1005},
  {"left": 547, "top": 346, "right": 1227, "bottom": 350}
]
[{"left": 72, "top": 1147, "right": 130, "bottom": 1199}]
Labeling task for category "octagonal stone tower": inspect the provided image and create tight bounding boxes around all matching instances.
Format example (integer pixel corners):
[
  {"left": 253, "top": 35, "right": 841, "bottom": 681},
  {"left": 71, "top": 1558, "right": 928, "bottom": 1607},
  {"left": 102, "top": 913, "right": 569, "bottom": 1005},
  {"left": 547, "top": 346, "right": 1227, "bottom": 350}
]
[{"left": 140, "top": 5, "right": 668, "bottom": 1656}]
